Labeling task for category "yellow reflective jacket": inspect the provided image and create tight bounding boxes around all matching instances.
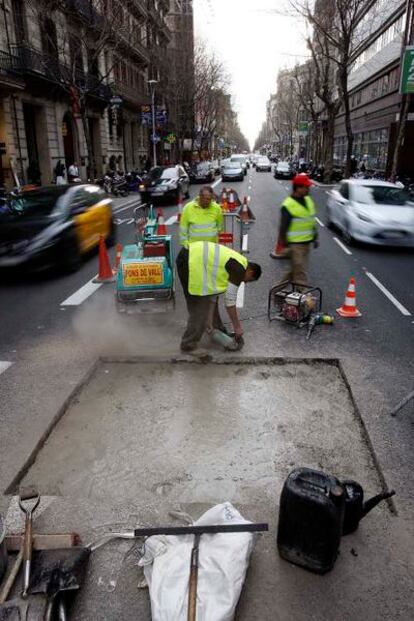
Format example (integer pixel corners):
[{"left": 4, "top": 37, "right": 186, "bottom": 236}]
[
  {"left": 179, "top": 198, "right": 223, "bottom": 248},
  {"left": 188, "top": 241, "right": 248, "bottom": 296}
]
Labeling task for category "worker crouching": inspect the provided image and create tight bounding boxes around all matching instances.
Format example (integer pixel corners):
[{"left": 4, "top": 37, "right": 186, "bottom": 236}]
[{"left": 176, "top": 241, "right": 262, "bottom": 352}]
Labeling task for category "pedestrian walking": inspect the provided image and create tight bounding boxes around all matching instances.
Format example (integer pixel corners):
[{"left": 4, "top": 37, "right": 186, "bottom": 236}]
[
  {"left": 273, "top": 173, "right": 318, "bottom": 287},
  {"left": 176, "top": 241, "right": 261, "bottom": 352},
  {"left": 179, "top": 186, "right": 223, "bottom": 248},
  {"left": 54, "top": 160, "right": 66, "bottom": 185},
  {"left": 68, "top": 161, "right": 80, "bottom": 182}
]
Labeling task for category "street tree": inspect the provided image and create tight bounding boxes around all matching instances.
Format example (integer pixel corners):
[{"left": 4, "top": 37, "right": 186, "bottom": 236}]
[{"left": 290, "top": 0, "right": 370, "bottom": 176}]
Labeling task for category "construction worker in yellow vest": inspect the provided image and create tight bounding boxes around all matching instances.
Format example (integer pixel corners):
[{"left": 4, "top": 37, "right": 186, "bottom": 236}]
[
  {"left": 179, "top": 185, "right": 223, "bottom": 248},
  {"left": 275, "top": 173, "right": 318, "bottom": 286},
  {"left": 176, "top": 241, "right": 262, "bottom": 352}
]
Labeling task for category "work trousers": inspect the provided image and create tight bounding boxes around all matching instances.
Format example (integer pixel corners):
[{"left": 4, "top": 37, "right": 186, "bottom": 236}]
[
  {"left": 176, "top": 248, "right": 223, "bottom": 350},
  {"left": 281, "top": 243, "right": 311, "bottom": 287}
]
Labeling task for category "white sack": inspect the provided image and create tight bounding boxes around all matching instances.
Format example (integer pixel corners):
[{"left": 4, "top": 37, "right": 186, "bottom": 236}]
[{"left": 138, "top": 502, "right": 256, "bottom": 621}]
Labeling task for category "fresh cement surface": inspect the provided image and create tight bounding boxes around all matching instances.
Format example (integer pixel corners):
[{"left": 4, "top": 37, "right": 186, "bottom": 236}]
[{"left": 9, "top": 360, "right": 413, "bottom": 620}]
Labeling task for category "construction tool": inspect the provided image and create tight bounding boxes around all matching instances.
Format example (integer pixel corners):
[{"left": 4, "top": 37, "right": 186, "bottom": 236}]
[
  {"left": 306, "top": 312, "right": 334, "bottom": 340},
  {"left": 19, "top": 488, "right": 40, "bottom": 598},
  {"left": 268, "top": 281, "right": 322, "bottom": 327}
]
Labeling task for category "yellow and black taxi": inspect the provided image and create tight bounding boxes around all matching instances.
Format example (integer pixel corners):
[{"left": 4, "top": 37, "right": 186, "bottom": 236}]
[{"left": 0, "top": 184, "right": 114, "bottom": 273}]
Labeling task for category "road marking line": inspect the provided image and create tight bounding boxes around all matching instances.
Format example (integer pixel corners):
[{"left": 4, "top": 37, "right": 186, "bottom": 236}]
[
  {"left": 114, "top": 217, "right": 134, "bottom": 225},
  {"left": 236, "top": 282, "right": 245, "bottom": 308},
  {"left": 242, "top": 234, "right": 249, "bottom": 252},
  {"left": 364, "top": 271, "right": 411, "bottom": 316},
  {"left": 212, "top": 177, "right": 222, "bottom": 188},
  {"left": 165, "top": 215, "right": 177, "bottom": 225},
  {"left": 333, "top": 237, "right": 352, "bottom": 255},
  {"left": 61, "top": 278, "right": 103, "bottom": 306},
  {"left": 113, "top": 201, "right": 139, "bottom": 214},
  {"left": 247, "top": 195, "right": 251, "bottom": 202},
  {"left": 315, "top": 217, "right": 325, "bottom": 227},
  {"left": 0, "top": 361, "right": 12, "bottom": 376}
]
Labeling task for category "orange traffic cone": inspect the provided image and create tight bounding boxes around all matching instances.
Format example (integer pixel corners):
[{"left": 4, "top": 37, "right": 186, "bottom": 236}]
[
  {"left": 336, "top": 277, "right": 362, "bottom": 317},
  {"left": 93, "top": 235, "right": 115, "bottom": 283},
  {"left": 221, "top": 189, "right": 228, "bottom": 212},
  {"left": 113, "top": 243, "right": 123, "bottom": 272},
  {"left": 240, "top": 197, "right": 249, "bottom": 222},
  {"left": 228, "top": 191, "right": 236, "bottom": 211},
  {"left": 270, "top": 237, "right": 289, "bottom": 259},
  {"left": 177, "top": 195, "right": 183, "bottom": 223},
  {"left": 157, "top": 208, "right": 167, "bottom": 235}
]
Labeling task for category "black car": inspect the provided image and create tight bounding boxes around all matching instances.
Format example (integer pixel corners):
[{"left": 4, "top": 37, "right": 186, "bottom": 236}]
[
  {"left": 0, "top": 184, "right": 114, "bottom": 273},
  {"left": 139, "top": 165, "right": 190, "bottom": 203},
  {"left": 274, "top": 161, "right": 293, "bottom": 179},
  {"left": 189, "top": 162, "right": 215, "bottom": 183}
]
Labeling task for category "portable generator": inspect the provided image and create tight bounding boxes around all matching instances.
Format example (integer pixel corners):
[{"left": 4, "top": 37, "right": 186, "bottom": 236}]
[{"left": 268, "top": 282, "right": 322, "bottom": 327}]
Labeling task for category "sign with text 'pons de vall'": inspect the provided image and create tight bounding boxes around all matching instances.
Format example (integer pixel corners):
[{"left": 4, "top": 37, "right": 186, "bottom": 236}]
[{"left": 400, "top": 46, "right": 414, "bottom": 94}]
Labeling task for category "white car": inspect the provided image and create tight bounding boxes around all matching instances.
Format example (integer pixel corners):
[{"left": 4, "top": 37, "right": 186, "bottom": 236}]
[
  {"left": 221, "top": 161, "right": 244, "bottom": 182},
  {"left": 230, "top": 154, "right": 248, "bottom": 175},
  {"left": 326, "top": 179, "right": 414, "bottom": 246},
  {"left": 256, "top": 156, "right": 271, "bottom": 172}
]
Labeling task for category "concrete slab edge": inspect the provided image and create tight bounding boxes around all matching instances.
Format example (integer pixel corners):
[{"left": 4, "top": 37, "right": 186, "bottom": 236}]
[
  {"left": 337, "top": 360, "right": 398, "bottom": 516},
  {"left": 3, "top": 355, "right": 398, "bottom": 521},
  {"left": 4, "top": 360, "right": 100, "bottom": 495}
]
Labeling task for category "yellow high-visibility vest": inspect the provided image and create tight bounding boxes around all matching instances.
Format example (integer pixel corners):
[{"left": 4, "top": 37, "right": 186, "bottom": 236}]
[
  {"left": 283, "top": 196, "right": 316, "bottom": 243},
  {"left": 188, "top": 241, "right": 248, "bottom": 296},
  {"left": 179, "top": 199, "right": 223, "bottom": 247}
]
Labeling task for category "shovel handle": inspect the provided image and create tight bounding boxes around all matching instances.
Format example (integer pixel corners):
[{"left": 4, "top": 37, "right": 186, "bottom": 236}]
[{"left": 187, "top": 563, "right": 198, "bottom": 621}]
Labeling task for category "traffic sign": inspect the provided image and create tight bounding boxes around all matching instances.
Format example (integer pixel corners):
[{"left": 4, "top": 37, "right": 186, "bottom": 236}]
[
  {"left": 151, "top": 134, "right": 160, "bottom": 144},
  {"left": 400, "top": 46, "right": 414, "bottom": 94}
]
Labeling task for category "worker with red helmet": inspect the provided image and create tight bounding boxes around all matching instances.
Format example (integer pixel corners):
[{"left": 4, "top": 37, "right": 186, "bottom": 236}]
[{"left": 272, "top": 173, "right": 318, "bottom": 286}]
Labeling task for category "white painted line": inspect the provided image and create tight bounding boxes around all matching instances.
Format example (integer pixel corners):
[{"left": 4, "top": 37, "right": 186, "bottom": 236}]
[
  {"left": 364, "top": 271, "right": 411, "bottom": 316},
  {"left": 315, "top": 217, "right": 325, "bottom": 227},
  {"left": 236, "top": 282, "right": 245, "bottom": 309},
  {"left": 242, "top": 234, "right": 249, "bottom": 252},
  {"left": 165, "top": 214, "right": 177, "bottom": 226},
  {"left": 333, "top": 237, "right": 352, "bottom": 255},
  {"left": 247, "top": 195, "right": 251, "bottom": 203},
  {"left": 212, "top": 177, "right": 222, "bottom": 188},
  {"left": 0, "top": 361, "right": 12, "bottom": 376},
  {"left": 113, "top": 201, "right": 139, "bottom": 214},
  {"left": 61, "top": 278, "right": 103, "bottom": 306}
]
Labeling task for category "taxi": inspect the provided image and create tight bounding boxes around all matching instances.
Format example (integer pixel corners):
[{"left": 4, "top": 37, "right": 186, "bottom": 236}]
[{"left": 0, "top": 184, "right": 115, "bottom": 272}]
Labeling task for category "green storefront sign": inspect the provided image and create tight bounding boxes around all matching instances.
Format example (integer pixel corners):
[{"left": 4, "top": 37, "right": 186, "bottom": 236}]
[{"left": 400, "top": 46, "right": 414, "bottom": 94}]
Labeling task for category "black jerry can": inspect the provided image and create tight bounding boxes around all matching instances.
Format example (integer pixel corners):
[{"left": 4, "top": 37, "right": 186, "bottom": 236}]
[{"left": 277, "top": 467, "right": 345, "bottom": 574}]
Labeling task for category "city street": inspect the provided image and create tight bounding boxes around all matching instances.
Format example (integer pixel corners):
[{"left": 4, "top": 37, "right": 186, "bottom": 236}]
[{"left": 1, "top": 167, "right": 414, "bottom": 618}]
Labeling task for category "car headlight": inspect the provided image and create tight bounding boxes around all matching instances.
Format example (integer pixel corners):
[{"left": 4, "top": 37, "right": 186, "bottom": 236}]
[{"left": 139, "top": 184, "right": 145, "bottom": 190}]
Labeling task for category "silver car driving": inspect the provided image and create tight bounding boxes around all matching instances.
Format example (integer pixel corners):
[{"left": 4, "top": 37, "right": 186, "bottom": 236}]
[{"left": 326, "top": 179, "right": 414, "bottom": 246}]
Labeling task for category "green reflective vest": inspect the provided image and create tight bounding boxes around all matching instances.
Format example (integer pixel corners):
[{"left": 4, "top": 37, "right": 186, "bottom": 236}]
[
  {"left": 188, "top": 242, "right": 248, "bottom": 296},
  {"left": 179, "top": 199, "right": 223, "bottom": 247},
  {"left": 283, "top": 196, "right": 316, "bottom": 243}
]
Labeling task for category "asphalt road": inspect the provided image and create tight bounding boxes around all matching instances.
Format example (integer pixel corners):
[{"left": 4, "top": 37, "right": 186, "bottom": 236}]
[{"left": 1, "top": 167, "right": 414, "bottom": 510}]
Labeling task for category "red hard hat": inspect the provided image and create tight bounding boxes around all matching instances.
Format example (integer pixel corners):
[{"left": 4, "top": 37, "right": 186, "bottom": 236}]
[{"left": 292, "top": 173, "right": 313, "bottom": 187}]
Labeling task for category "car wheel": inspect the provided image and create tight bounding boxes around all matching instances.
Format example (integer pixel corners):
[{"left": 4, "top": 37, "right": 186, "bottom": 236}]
[
  {"left": 60, "top": 232, "right": 81, "bottom": 274},
  {"left": 106, "top": 218, "right": 116, "bottom": 247}
]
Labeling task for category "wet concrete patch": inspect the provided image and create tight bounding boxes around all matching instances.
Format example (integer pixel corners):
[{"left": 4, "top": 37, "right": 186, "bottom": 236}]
[{"left": 19, "top": 360, "right": 380, "bottom": 507}]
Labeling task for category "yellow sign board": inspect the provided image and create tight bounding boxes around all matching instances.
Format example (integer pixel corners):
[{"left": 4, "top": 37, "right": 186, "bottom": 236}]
[{"left": 123, "top": 262, "right": 163, "bottom": 286}]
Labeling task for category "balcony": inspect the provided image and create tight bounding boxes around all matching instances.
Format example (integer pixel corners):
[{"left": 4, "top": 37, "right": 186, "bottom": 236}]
[
  {"left": 115, "top": 80, "right": 147, "bottom": 108},
  {"left": 118, "top": 33, "right": 150, "bottom": 65},
  {"left": 148, "top": 8, "right": 172, "bottom": 41},
  {"left": 10, "top": 45, "right": 112, "bottom": 102},
  {"left": 64, "top": 0, "right": 104, "bottom": 26},
  {"left": 0, "top": 50, "right": 25, "bottom": 90}
]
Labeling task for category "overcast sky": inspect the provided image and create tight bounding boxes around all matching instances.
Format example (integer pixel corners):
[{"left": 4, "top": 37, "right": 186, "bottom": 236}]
[{"left": 193, "top": 0, "right": 309, "bottom": 149}]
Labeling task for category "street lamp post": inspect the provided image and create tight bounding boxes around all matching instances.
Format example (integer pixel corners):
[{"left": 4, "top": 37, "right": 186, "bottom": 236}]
[{"left": 148, "top": 79, "right": 158, "bottom": 167}]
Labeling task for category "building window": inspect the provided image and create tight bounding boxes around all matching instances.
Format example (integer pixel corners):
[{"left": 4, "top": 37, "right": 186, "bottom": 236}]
[{"left": 352, "top": 13, "right": 406, "bottom": 72}]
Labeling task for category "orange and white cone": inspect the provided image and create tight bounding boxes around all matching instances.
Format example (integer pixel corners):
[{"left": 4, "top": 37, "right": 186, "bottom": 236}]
[
  {"left": 113, "top": 243, "right": 122, "bottom": 272},
  {"left": 93, "top": 235, "right": 115, "bottom": 283},
  {"left": 221, "top": 189, "right": 228, "bottom": 212},
  {"left": 336, "top": 277, "right": 362, "bottom": 317},
  {"left": 270, "top": 239, "right": 289, "bottom": 259},
  {"left": 177, "top": 195, "right": 183, "bottom": 223},
  {"left": 240, "top": 197, "right": 249, "bottom": 222},
  {"left": 228, "top": 191, "right": 236, "bottom": 211},
  {"left": 157, "top": 208, "right": 167, "bottom": 235}
]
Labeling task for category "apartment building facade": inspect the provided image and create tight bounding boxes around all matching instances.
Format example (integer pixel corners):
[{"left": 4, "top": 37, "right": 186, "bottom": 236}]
[
  {"left": 334, "top": 0, "right": 412, "bottom": 175},
  {"left": 0, "top": 0, "right": 173, "bottom": 189}
]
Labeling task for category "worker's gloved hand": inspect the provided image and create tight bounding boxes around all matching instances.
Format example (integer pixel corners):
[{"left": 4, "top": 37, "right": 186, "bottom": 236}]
[{"left": 313, "top": 240, "right": 319, "bottom": 249}]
